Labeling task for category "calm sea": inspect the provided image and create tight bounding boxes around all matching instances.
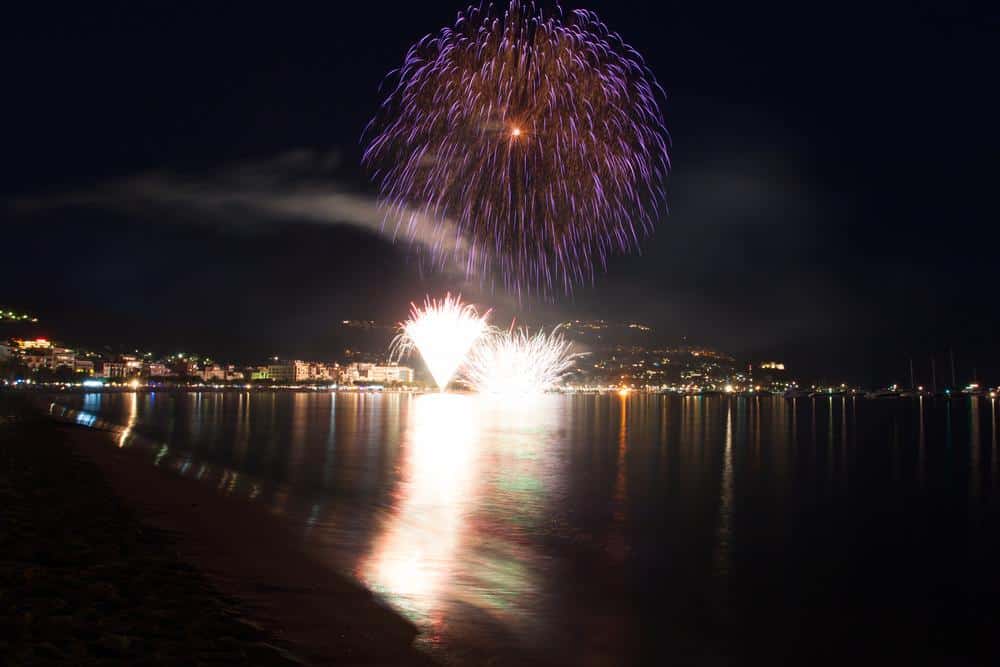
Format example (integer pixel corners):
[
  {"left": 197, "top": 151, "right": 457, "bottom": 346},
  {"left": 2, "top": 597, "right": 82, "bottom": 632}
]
[{"left": 48, "top": 391, "right": 1000, "bottom": 664}]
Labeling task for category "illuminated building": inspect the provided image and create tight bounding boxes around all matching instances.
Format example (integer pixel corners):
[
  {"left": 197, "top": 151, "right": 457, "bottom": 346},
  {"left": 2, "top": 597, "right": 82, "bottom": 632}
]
[
  {"left": 263, "top": 361, "right": 341, "bottom": 383},
  {"left": 21, "top": 346, "right": 76, "bottom": 371},
  {"left": 22, "top": 350, "right": 52, "bottom": 370},
  {"left": 93, "top": 356, "right": 141, "bottom": 379},
  {"left": 292, "top": 361, "right": 312, "bottom": 382},
  {"left": 99, "top": 361, "right": 128, "bottom": 378},
  {"left": 753, "top": 361, "right": 788, "bottom": 394},
  {"left": 343, "top": 363, "right": 414, "bottom": 384},
  {"left": 266, "top": 363, "right": 294, "bottom": 383},
  {"left": 120, "top": 355, "right": 143, "bottom": 376},
  {"left": 200, "top": 365, "right": 229, "bottom": 381},
  {"left": 15, "top": 337, "right": 52, "bottom": 350},
  {"left": 147, "top": 363, "right": 171, "bottom": 378},
  {"left": 292, "top": 361, "right": 338, "bottom": 382},
  {"left": 74, "top": 359, "right": 94, "bottom": 376},
  {"left": 52, "top": 347, "right": 76, "bottom": 369},
  {"left": 192, "top": 364, "right": 244, "bottom": 382}
]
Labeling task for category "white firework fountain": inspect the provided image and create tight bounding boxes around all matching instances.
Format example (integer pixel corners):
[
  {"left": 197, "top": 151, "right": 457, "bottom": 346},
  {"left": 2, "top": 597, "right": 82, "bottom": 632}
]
[
  {"left": 392, "top": 294, "right": 490, "bottom": 391},
  {"left": 460, "top": 325, "right": 580, "bottom": 397}
]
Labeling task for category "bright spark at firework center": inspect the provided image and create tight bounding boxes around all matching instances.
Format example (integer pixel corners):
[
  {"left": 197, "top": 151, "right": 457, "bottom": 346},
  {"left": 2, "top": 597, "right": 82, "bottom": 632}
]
[{"left": 392, "top": 295, "right": 490, "bottom": 391}]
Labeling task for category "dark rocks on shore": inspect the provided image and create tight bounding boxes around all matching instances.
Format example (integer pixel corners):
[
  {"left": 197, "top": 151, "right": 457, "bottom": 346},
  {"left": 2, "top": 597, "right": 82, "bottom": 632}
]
[{"left": 0, "top": 396, "right": 307, "bottom": 665}]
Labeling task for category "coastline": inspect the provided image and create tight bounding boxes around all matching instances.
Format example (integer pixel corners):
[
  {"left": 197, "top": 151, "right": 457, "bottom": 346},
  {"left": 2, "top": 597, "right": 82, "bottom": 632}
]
[{"left": 4, "top": 395, "right": 435, "bottom": 666}]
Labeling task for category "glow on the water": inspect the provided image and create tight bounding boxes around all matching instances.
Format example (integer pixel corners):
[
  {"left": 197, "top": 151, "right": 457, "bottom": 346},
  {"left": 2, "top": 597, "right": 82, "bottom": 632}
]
[{"left": 361, "top": 393, "right": 480, "bottom": 625}]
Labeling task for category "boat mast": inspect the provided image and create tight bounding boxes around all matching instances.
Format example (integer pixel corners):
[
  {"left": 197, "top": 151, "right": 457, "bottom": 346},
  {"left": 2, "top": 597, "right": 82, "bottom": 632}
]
[{"left": 949, "top": 349, "right": 957, "bottom": 389}]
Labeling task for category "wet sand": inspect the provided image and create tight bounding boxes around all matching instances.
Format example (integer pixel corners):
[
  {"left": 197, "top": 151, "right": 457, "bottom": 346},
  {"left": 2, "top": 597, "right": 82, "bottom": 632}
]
[
  {"left": 3, "top": 395, "right": 434, "bottom": 666},
  {"left": 68, "top": 423, "right": 435, "bottom": 666}
]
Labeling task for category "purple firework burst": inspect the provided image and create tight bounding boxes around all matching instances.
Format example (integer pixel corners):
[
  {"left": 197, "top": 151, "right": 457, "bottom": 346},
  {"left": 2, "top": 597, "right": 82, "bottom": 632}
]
[{"left": 364, "top": 1, "right": 669, "bottom": 294}]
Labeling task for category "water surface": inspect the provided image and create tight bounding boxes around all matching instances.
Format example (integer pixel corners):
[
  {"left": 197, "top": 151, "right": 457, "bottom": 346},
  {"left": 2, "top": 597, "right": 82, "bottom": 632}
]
[{"left": 50, "top": 391, "right": 1000, "bottom": 664}]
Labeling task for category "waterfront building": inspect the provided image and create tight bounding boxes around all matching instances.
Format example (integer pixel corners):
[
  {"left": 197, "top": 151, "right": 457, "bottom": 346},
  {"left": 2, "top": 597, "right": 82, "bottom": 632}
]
[
  {"left": 74, "top": 359, "right": 94, "bottom": 376},
  {"left": 754, "top": 361, "right": 788, "bottom": 392},
  {"left": 93, "top": 357, "right": 141, "bottom": 379},
  {"left": 52, "top": 347, "right": 76, "bottom": 369},
  {"left": 387, "top": 365, "right": 415, "bottom": 384},
  {"left": 343, "top": 363, "right": 414, "bottom": 384},
  {"left": 147, "top": 363, "right": 171, "bottom": 378},
  {"left": 201, "top": 365, "right": 229, "bottom": 381},
  {"left": 122, "top": 355, "right": 143, "bottom": 375},
  {"left": 290, "top": 361, "right": 338, "bottom": 383},
  {"left": 255, "top": 361, "right": 341, "bottom": 383},
  {"left": 197, "top": 364, "right": 245, "bottom": 382},
  {"left": 22, "top": 350, "right": 52, "bottom": 371},
  {"left": 292, "top": 361, "right": 314, "bottom": 382},
  {"left": 99, "top": 361, "right": 127, "bottom": 378},
  {"left": 20, "top": 345, "right": 76, "bottom": 371},
  {"left": 267, "top": 363, "right": 294, "bottom": 383}
]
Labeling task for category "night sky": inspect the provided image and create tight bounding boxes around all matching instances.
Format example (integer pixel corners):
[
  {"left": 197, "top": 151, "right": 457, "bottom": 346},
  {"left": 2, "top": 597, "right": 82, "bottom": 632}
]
[{"left": 3, "top": 1, "right": 996, "bottom": 385}]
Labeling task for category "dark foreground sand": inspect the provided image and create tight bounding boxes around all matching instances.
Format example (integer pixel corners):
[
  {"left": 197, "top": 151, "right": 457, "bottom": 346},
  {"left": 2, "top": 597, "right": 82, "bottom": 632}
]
[{"left": 1, "top": 395, "right": 435, "bottom": 666}]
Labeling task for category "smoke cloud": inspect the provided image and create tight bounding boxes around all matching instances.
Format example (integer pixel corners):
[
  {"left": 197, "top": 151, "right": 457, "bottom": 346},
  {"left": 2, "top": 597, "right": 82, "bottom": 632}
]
[{"left": 14, "top": 149, "right": 468, "bottom": 261}]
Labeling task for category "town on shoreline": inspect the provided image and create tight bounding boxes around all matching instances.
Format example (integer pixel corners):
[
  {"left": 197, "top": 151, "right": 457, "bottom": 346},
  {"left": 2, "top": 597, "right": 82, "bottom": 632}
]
[{"left": 2, "top": 312, "right": 996, "bottom": 398}]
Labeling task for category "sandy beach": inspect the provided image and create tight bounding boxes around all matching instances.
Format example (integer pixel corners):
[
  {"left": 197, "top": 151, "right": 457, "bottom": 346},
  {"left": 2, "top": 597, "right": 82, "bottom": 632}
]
[{"left": 1, "top": 394, "right": 434, "bottom": 666}]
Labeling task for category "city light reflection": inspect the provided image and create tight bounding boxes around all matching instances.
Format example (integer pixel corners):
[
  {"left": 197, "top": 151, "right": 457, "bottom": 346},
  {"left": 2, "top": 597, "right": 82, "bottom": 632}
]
[
  {"left": 992, "top": 398, "right": 998, "bottom": 484},
  {"left": 118, "top": 391, "right": 138, "bottom": 448},
  {"left": 714, "top": 404, "right": 734, "bottom": 577}
]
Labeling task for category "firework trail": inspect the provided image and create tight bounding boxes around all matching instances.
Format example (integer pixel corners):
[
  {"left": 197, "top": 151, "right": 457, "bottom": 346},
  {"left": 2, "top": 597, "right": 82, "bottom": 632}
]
[
  {"left": 460, "top": 325, "right": 581, "bottom": 396},
  {"left": 392, "top": 294, "right": 490, "bottom": 390},
  {"left": 364, "top": 1, "right": 669, "bottom": 294}
]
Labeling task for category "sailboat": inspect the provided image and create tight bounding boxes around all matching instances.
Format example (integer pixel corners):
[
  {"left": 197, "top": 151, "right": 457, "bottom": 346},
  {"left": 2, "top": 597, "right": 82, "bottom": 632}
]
[{"left": 899, "top": 358, "right": 931, "bottom": 397}]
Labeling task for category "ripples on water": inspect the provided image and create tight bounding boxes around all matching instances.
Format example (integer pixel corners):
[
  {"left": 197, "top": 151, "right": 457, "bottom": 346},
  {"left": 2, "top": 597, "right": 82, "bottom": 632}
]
[{"left": 49, "top": 392, "right": 1000, "bottom": 664}]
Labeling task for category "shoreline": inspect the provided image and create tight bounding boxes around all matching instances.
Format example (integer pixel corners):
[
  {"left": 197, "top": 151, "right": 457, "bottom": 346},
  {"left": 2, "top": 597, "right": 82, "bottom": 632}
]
[{"left": 4, "top": 395, "right": 435, "bottom": 665}]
